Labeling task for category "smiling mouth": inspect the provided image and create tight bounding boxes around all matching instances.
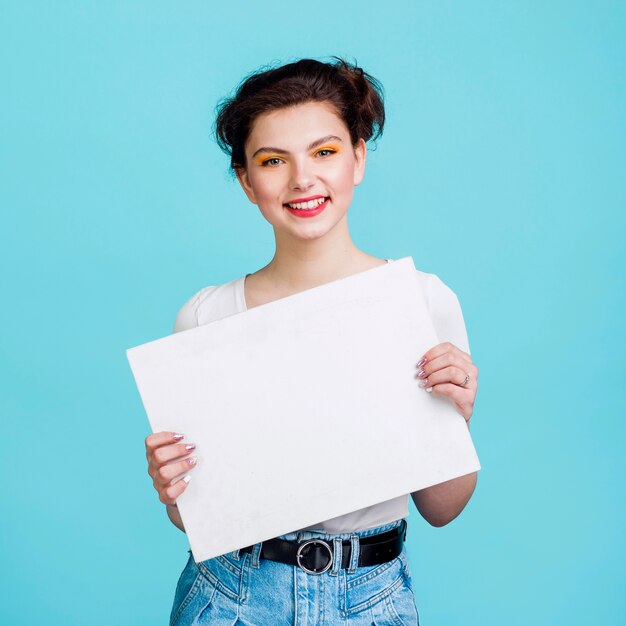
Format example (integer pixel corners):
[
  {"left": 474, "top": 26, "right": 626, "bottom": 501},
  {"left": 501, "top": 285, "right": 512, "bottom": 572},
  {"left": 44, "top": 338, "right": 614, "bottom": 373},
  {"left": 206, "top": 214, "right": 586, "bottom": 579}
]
[{"left": 283, "top": 197, "right": 329, "bottom": 210}]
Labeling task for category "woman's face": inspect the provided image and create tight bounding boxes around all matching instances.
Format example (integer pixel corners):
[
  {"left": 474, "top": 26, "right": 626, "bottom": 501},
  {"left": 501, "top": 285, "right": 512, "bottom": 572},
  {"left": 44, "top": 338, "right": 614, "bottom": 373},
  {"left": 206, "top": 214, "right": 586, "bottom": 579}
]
[{"left": 236, "top": 101, "right": 366, "bottom": 242}]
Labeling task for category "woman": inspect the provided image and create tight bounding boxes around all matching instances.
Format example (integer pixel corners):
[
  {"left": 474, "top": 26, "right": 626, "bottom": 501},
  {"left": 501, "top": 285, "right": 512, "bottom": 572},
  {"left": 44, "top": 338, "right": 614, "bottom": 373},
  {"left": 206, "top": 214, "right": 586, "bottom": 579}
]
[{"left": 145, "top": 57, "right": 479, "bottom": 625}]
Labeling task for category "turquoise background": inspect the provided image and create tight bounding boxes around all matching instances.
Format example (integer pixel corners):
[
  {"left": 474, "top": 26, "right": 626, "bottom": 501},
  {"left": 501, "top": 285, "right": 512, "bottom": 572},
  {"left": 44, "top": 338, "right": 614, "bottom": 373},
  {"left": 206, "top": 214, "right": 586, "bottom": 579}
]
[{"left": 1, "top": 1, "right": 624, "bottom": 624}]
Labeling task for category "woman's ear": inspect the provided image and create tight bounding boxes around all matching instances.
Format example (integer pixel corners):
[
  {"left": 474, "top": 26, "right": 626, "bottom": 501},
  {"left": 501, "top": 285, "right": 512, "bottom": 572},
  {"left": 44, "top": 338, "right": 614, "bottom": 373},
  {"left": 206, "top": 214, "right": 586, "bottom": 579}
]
[
  {"left": 353, "top": 138, "right": 367, "bottom": 186},
  {"left": 235, "top": 166, "right": 258, "bottom": 204}
]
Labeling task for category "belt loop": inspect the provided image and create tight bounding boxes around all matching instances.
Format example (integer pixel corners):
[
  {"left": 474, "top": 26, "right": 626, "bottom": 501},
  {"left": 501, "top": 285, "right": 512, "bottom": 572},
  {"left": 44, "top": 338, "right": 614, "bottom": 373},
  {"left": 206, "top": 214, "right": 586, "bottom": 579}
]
[
  {"left": 231, "top": 548, "right": 241, "bottom": 561},
  {"left": 347, "top": 534, "right": 360, "bottom": 573},
  {"left": 250, "top": 542, "right": 262, "bottom": 569},
  {"left": 330, "top": 537, "right": 342, "bottom": 577}
]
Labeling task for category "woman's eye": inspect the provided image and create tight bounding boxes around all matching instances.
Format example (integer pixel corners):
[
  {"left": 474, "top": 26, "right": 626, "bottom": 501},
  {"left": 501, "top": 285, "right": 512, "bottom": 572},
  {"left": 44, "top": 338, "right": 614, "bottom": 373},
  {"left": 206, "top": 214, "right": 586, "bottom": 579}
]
[
  {"left": 261, "top": 157, "right": 283, "bottom": 167},
  {"left": 316, "top": 149, "right": 336, "bottom": 158}
]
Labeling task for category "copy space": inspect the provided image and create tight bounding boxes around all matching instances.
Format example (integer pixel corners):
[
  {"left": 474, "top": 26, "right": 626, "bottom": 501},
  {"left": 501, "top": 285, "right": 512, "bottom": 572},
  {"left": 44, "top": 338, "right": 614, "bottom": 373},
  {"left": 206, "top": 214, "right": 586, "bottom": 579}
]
[{"left": 127, "top": 257, "right": 480, "bottom": 562}]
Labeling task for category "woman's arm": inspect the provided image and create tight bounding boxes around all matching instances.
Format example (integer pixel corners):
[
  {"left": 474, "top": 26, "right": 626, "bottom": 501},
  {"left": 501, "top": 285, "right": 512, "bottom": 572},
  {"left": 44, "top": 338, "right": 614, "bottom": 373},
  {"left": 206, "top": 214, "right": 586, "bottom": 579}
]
[
  {"left": 166, "top": 504, "right": 186, "bottom": 533},
  {"left": 411, "top": 471, "right": 478, "bottom": 527},
  {"left": 413, "top": 329, "right": 479, "bottom": 526},
  {"left": 412, "top": 418, "right": 477, "bottom": 526}
]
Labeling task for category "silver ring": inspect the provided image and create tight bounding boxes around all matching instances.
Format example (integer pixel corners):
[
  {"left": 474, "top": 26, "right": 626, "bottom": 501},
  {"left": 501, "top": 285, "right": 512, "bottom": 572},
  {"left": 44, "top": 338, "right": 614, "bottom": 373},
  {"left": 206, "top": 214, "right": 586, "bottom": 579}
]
[
  {"left": 461, "top": 373, "right": 470, "bottom": 387},
  {"left": 296, "top": 539, "right": 333, "bottom": 575}
]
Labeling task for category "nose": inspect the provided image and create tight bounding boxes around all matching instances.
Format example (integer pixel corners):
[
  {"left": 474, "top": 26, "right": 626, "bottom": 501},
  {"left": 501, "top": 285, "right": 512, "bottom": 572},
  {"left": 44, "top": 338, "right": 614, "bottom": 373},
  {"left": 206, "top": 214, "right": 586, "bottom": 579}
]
[{"left": 288, "top": 158, "right": 315, "bottom": 191}]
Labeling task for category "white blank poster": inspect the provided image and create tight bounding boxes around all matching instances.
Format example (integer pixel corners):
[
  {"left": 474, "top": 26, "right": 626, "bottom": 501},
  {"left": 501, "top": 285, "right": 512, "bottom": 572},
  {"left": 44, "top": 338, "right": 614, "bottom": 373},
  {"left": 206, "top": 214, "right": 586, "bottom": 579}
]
[{"left": 127, "top": 256, "right": 480, "bottom": 562}]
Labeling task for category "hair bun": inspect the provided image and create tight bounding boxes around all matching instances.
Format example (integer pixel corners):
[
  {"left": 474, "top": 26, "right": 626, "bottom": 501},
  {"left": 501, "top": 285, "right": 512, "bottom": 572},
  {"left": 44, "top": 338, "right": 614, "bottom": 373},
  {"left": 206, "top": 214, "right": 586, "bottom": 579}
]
[{"left": 214, "top": 56, "right": 385, "bottom": 172}]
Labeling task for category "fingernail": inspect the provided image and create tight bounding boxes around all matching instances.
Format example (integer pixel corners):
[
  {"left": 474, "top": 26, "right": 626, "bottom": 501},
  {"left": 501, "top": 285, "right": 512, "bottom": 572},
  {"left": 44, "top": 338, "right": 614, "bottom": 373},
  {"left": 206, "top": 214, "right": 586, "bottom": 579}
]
[
  {"left": 417, "top": 357, "right": 426, "bottom": 367},
  {"left": 419, "top": 379, "right": 429, "bottom": 387},
  {"left": 417, "top": 368, "right": 426, "bottom": 378},
  {"left": 188, "top": 457, "right": 197, "bottom": 466},
  {"left": 173, "top": 433, "right": 184, "bottom": 440},
  {"left": 426, "top": 387, "right": 433, "bottom": 393},
  {"left": 185, "top": 444, "right": 196, "bottom": 451},
  {"left": 183, "top": 475, "right": 191, "bottom": 483}
]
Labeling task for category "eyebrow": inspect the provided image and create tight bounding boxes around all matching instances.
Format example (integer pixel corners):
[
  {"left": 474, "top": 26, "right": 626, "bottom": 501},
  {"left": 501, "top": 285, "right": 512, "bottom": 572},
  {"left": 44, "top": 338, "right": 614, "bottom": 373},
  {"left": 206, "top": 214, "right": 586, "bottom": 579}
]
[{"left": 251, "top": 135, "right": 343, "bottom": 159}]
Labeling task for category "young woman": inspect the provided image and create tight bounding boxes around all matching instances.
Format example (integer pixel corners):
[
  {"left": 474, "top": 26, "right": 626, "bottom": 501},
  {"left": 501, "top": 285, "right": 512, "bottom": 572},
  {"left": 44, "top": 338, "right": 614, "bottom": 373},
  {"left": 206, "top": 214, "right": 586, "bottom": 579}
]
[{"left": 145, "top": 57, "right": 479, "bottom": 626}]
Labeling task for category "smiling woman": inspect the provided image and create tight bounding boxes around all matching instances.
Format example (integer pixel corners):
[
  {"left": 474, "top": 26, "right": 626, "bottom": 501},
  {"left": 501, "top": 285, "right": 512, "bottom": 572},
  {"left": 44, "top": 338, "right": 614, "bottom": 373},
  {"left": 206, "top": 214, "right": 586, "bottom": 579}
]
[
  {"left": 143, "top": 57, "right": 479, "bottom": 626},
  {"left": 234, "top": 100, "right": 367, "bottom": 242}
]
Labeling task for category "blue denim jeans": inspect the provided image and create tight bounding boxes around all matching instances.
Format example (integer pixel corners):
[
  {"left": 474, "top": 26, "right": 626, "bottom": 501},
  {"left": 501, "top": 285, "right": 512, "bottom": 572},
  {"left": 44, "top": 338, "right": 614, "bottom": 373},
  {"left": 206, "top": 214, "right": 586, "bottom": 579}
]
[{"left": 170, "top": 518, "right": 420, "bottom": 625}]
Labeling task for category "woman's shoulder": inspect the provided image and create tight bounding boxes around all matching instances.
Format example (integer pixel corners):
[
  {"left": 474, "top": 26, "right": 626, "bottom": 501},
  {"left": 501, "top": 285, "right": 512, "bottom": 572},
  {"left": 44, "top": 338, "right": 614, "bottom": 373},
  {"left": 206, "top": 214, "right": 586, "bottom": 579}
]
[
  {"left": 413, "top": 267, "right": 470, "bottom": 354},
  {"left": 387, "top": 259, "right": 458, "bottom": 304},
  {"left": 173, "top": 277, "right": 243, "bottom": 333},
  {"left": 414, "top": 268, "right": 460, "bottom": 305}
]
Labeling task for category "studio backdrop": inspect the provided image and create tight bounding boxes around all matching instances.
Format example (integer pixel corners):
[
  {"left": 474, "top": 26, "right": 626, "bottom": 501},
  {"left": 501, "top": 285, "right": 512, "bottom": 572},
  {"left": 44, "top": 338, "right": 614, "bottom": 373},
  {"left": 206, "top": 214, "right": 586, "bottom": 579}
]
[{"left": 1, "top": 2, "right": 624, "bottom": 625}]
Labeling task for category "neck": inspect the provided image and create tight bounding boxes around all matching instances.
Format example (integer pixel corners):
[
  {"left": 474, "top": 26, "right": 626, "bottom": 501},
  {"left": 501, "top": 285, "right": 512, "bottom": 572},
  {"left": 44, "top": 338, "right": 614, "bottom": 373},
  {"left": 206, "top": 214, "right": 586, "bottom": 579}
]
[{"left": 263, "top": 217, "right": 367, "bottom": 291}]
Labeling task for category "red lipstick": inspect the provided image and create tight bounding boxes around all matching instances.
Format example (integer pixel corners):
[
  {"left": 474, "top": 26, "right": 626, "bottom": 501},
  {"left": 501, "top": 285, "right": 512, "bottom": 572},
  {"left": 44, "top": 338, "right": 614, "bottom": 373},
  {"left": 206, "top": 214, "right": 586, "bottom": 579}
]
[{"left": 284, "top": 196, "right": 329, "bottom": 218}]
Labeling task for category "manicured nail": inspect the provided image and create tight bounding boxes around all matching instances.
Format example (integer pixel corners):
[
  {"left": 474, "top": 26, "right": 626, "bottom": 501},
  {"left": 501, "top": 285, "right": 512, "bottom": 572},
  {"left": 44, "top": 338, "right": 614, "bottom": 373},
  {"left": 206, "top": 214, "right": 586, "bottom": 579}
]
[
  {"left": 417, "top": 357, "right": 426, "bottom": 367},
  {"left": 417, "top": 368, "right": 426, "bottom": 378},
  {"left": 419, "top": 379, "right": 429, "bottom": 387},
  {"left": 425, "top": 387, "right": 433, "bottom": 393},
  {"left": 188, "top": 457, "right": 197, "bottom": 466},
  {"left": 173, "top": 433, "right": 184, "bottom": 440},
  {"left": 183, "top": 475, "right": 191, "bottom": 483},
  {"left": 185, "top": 443, "right": 196, "bottom": 451}
]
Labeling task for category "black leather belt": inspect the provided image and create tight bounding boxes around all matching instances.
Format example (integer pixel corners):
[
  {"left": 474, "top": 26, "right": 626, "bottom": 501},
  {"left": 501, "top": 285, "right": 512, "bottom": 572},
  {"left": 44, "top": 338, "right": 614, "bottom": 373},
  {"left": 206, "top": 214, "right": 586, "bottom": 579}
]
[{"left": 239, "top": 519, "right": 407, "bottom": 575}]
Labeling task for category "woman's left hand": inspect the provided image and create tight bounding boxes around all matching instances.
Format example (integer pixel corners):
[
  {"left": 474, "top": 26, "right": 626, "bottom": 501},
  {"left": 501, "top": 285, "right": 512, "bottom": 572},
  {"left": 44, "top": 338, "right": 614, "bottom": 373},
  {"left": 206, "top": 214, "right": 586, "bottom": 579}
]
[{"left": 415, "top": 342, "right": 478, "bottom": 422}]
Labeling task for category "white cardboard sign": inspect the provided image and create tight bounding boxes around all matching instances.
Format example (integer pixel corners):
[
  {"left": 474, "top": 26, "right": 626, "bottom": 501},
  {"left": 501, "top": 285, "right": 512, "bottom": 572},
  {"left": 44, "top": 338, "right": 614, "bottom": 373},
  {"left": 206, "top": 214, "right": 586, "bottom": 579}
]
[{"left": 127, "top": 256, "right": 480, "bottom": 562}]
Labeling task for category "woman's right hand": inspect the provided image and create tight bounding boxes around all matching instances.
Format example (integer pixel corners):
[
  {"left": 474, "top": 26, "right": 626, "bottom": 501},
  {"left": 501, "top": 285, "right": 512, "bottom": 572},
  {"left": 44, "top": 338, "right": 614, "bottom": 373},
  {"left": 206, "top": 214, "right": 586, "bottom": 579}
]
[{"left": 145, "top": 432, "right": 197, "bottom": 507}]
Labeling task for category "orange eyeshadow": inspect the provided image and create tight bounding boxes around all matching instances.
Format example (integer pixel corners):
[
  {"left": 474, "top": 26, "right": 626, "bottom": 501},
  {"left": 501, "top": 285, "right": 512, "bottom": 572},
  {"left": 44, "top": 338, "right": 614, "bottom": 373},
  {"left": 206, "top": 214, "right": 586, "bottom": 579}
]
[{"left": 256, "top": 155, "right": 282, "bottom": 165}]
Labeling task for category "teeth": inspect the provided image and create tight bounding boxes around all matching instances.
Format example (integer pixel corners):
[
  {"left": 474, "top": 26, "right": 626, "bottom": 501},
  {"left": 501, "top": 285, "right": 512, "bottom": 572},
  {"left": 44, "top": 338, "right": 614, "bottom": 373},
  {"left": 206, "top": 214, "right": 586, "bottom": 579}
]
[{"left": 287, "top": 197, "right": 327, "bottom": 210}]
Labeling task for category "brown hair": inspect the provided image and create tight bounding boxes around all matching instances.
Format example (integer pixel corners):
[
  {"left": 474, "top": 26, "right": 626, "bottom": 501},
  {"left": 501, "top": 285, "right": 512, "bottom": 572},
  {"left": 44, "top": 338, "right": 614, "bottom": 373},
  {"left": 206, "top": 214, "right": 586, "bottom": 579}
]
[{"left": 214, "top": 56, "right": 385, "bottom": 173}]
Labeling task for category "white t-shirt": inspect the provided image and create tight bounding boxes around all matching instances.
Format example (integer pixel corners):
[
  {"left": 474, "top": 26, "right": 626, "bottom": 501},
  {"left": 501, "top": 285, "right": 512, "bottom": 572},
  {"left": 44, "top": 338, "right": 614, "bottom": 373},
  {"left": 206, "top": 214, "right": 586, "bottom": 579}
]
[{"left": 173, "top": 260, "right": 471, "bottom": 534}]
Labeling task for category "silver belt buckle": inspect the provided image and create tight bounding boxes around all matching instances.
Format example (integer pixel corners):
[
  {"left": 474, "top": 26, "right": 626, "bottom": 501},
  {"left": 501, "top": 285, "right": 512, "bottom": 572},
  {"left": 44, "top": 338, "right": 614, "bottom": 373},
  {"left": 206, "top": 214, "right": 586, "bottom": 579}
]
[{"left": 296, "top": 539, "right": 333, "bottom": 575}]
